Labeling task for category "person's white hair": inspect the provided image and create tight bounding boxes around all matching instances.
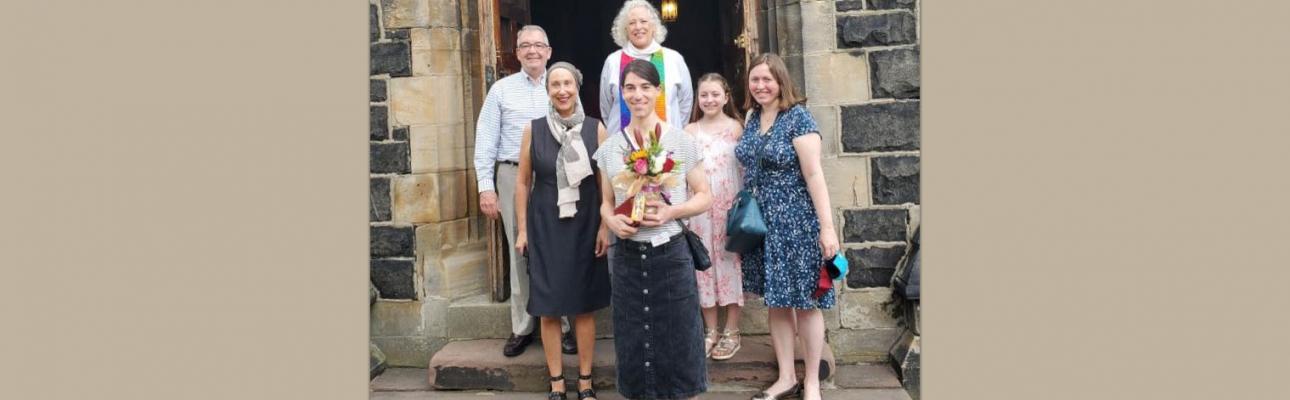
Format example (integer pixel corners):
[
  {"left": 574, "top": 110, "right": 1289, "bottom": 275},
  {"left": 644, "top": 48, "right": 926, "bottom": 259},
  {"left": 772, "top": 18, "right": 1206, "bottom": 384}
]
[
  {"left": 610, "top": 0, "right": 667, "bottom": 48},
  {"left": 516, "top": 25, "right": 549, "bottom": 45}
]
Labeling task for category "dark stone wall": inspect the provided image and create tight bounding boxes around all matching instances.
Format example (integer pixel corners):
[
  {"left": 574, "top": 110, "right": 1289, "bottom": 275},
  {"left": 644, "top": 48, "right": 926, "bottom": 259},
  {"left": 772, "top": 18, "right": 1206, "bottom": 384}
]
[
  {"left": 833, "top": 0, "right": 921, "bottom": 290},
  {"left": 370, "top": 2, "right": 415, "bottom": 300},
  {"left": 841, "top": 102, "right": 919, "bottom": 152}
]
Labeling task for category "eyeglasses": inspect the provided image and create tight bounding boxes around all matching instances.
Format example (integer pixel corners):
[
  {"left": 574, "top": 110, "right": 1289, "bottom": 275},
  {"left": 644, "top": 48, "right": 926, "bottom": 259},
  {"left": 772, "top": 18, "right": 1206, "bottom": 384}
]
[{"left": 517, "top": 42, "right": 550, "bottom": 50}]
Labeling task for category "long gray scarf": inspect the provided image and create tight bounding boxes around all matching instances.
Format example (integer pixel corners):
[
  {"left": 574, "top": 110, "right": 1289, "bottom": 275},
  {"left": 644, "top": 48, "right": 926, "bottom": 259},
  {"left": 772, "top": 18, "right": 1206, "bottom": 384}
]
[
  {"left": 547, "top": 63, "right": 592, "bottom": 219},
  {"left": 550, "top": 105, "right": 589, "bottom": 219}
]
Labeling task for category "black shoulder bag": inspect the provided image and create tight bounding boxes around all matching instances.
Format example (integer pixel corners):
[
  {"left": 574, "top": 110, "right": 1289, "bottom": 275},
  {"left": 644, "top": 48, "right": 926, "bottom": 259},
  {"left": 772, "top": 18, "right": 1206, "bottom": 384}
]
[{"left": 661, "top": 196, "right": 712, "bottom": 271}]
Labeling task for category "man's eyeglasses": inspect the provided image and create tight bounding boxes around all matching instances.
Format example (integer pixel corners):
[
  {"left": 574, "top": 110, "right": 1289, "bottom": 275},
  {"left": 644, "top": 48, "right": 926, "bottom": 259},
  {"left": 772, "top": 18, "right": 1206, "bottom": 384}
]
[{"left": 518, "top": 42, "right": 550, "bottom": 50}]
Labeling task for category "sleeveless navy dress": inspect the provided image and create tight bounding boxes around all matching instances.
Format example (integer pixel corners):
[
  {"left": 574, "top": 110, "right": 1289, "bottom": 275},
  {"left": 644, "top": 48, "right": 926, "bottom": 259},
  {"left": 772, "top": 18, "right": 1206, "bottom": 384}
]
[{"left": 524, "top": 117, "right": 611, "bottom": 316}]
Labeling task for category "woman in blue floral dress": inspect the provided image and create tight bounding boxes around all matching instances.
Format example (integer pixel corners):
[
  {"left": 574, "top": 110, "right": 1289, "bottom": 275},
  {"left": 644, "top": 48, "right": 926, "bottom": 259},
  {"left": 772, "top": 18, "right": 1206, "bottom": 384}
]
[{"left": 734, "top": 53, "right": 839, "bottom": 400}]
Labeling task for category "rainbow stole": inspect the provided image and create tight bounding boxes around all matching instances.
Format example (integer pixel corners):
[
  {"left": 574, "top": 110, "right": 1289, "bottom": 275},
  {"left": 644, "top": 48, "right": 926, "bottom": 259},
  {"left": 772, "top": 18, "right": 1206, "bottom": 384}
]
[{"left": 617, "top": 50, "right": 667, "bottom": 131}]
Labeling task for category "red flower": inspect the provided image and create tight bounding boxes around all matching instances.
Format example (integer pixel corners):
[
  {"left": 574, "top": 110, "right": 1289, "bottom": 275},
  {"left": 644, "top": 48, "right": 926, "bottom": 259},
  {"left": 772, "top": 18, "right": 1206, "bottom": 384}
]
[{"left": 661, "top": 158, "right": 675, "bottom": 173}]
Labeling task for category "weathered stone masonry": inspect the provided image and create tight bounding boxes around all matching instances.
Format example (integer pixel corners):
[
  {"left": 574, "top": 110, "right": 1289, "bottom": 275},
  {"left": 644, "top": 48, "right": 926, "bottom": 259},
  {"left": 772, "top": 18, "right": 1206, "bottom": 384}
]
[
  {"left": 369, "top": 0, "right": 492, "bottom": 367},
  {"left": 813, "top": 1, "right": 920, "bottom": 394}
]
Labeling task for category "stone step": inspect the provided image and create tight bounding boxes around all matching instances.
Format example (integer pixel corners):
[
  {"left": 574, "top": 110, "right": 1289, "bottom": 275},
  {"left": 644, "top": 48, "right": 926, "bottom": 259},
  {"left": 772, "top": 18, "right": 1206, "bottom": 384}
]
[
  {"left": 372, "top": 368, "right": 433, "bottom": 392},
  {"left": 439, "top": 294, "right": 838, "bottom": 339},
  {"left": 372, "top": 388, "right": 913, "bottom": 400},
  {"left": 427, "top": 337, "right": 903, "bottom": 392}
]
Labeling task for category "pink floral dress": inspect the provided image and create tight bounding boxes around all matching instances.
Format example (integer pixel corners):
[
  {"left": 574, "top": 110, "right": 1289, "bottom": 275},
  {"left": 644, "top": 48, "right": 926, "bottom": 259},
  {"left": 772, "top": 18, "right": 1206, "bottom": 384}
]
[{"left": 688, "top": 123, "right": 745, "bottom": 308}]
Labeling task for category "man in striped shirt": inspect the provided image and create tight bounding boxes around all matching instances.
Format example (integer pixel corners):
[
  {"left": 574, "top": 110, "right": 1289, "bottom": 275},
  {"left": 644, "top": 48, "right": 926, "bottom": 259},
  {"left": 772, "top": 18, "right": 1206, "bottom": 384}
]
[{"left": 473, "top": 25, "right": 574, "bottom": 357}]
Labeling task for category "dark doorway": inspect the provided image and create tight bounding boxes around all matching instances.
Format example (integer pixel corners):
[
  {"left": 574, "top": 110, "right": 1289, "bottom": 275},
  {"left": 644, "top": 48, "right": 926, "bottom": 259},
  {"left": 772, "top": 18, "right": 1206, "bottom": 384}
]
[
  {"left": 485, "top": 0, "right": 760, "bottom": 301},
  {"left": 531, "top": 0, "right": 749, "bottom": 121}
]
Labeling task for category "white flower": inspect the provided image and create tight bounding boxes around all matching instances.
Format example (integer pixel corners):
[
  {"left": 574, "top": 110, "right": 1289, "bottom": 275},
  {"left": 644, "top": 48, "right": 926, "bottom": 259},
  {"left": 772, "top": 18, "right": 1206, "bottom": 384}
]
[{"left": 650, "top": 153, "right": 665, "bottom": 174}]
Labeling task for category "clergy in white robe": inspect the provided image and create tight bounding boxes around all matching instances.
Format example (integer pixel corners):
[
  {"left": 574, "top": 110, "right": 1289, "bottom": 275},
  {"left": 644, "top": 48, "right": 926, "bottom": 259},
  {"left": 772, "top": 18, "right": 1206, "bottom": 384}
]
[{"left": 598, "top": 0, "right": 693, "bottom": 133}]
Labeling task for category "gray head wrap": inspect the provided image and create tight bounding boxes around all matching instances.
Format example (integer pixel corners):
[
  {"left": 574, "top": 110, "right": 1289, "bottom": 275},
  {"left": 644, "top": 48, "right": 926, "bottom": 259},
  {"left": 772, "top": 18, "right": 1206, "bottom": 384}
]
[{"left": 547, "top": 61, "right": 583, "bottom": 89}]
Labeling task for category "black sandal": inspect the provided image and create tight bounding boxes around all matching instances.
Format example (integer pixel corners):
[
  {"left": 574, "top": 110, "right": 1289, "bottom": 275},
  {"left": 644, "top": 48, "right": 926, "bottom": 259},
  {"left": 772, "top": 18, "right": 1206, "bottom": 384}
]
[
  {"left": 576, "top": 374, "right": 597, "bottom": 400},
  {"left": 548, "top": 374, "right": 567, "bottom": 400}
]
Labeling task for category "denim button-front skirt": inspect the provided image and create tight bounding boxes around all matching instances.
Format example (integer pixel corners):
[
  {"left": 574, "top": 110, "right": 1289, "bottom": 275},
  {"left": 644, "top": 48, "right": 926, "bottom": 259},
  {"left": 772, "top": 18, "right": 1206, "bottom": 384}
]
[{"left": 610, "top": 235, "right": 708, "bottom": 399}]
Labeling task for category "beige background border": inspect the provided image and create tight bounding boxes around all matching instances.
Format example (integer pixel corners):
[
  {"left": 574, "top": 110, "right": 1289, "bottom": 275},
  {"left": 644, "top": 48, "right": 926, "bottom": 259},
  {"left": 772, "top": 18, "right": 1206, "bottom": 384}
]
[{"left": 3, "top": 1, "right": 1288, "bottom": 399}]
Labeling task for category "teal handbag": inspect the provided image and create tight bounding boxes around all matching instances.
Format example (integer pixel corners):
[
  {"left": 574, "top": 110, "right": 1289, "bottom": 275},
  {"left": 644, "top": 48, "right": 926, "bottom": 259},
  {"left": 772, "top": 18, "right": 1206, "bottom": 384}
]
[
  {"left": 725, "top": 189, "right": 767, "bottom": 253},
  {"left": 725, "top": 133, "right": 773, "bottom": 254}
]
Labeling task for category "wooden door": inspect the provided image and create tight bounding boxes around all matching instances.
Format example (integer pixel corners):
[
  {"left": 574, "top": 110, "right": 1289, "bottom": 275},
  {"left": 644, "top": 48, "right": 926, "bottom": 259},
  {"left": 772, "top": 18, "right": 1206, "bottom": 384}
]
[
  {"left": 721, "top": 0, "right": 761, "bottom": 109},
  {"left": 741, "top": 0, "right": 762, "bottom": 65},
  {"left": 495, "top": 0, "right": 531, "bottom": 77},
  {"left": 483, "top": 0, "right": 531, "bottom": 303}
]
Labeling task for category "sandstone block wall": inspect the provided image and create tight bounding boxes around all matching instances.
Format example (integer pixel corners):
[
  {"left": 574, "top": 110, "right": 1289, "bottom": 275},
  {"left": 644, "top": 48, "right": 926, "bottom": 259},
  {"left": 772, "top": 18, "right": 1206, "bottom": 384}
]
[{"left": 369, "top": 0, "right": 486, "bottom": 367}]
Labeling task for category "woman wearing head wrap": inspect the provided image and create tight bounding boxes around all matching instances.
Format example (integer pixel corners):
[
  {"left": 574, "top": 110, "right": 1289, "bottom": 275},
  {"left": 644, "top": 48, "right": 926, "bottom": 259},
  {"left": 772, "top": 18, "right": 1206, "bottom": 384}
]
[{"left": 515, "top": 61, "right": 611, "bottom": 400}]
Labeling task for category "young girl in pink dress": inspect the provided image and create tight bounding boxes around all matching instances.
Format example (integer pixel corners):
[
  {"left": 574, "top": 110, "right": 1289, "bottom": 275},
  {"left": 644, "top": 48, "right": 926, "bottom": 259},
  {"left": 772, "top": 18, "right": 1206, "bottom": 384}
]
[{"left": 683, "top": 73, "right": 746, "bottom": 361}]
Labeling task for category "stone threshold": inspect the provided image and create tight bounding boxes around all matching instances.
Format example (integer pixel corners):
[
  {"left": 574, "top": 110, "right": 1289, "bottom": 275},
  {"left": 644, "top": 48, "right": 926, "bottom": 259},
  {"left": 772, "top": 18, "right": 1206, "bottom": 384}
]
[
  {"left": 415, "top": 336, "right": 904, "bottom": 393},
  {"left": 372, "top": 388, "right": 914, "bottom": 400}
]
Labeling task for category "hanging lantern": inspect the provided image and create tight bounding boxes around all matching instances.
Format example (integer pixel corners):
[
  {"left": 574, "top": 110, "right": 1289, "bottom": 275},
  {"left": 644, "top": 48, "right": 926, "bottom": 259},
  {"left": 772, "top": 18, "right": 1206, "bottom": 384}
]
[{"left": 661, "top": 0, "right": 678, "bottom": 22}]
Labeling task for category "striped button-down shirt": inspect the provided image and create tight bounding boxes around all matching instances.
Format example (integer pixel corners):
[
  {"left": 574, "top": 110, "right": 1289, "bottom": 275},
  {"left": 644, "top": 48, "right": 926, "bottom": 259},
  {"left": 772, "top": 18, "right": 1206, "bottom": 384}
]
[{"left": 473, "top": 71, "right": 549, "bottom": 192}]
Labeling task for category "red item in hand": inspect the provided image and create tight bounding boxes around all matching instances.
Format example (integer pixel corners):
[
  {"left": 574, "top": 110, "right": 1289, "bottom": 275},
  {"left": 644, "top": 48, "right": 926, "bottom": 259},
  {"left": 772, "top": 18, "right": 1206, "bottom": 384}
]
[
  {"left": 613, "top": 198, "right": 641, "bottom": 227},
  {"left": 813, "top": 265, "right": 833, "bottom": 299}
]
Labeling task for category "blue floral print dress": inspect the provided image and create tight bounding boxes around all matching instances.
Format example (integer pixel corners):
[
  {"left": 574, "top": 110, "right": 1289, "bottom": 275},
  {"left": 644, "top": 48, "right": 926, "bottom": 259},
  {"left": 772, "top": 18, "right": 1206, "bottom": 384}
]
[{"left": 734, "top": 104, "right": 835, "bottom": 310}]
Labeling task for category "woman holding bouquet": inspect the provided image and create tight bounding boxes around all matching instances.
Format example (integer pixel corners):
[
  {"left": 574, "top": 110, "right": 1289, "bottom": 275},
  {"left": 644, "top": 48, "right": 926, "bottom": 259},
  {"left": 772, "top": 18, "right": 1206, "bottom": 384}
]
[
  {"left": 515, "top": 62, "right": 611, "bottom": 400},
  {"left": 592, "top": 59, "right": 713, "bottom": 400}
]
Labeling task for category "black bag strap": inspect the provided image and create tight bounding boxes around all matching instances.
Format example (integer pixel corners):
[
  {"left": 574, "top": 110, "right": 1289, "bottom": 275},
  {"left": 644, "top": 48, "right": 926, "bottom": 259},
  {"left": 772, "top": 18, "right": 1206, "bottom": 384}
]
[
  {"left": 751, "top": 110, "right": 777, "bottom": 195},
  {"left": 620, "top": 128, "right": 634, "bottom": 151},
  {"left": 659, "top": 190, "right": 691, "bottom": 233}
]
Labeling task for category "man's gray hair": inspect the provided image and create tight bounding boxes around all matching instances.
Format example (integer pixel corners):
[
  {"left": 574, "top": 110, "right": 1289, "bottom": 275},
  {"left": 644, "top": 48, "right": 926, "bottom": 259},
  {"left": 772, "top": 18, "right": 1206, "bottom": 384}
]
[
  {"left": 610, "top": 0, "right": 667, "bottom": 48},
  {"left": 516, "top": 25, "right": 549, "bottom": 44}
]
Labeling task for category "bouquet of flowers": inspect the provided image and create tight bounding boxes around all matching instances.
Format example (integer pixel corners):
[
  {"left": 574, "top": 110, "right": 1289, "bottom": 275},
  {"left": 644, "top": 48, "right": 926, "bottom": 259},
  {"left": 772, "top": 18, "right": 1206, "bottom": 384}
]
[{"left": 612, "top": 124, "right": 681, "bottom": 226}]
